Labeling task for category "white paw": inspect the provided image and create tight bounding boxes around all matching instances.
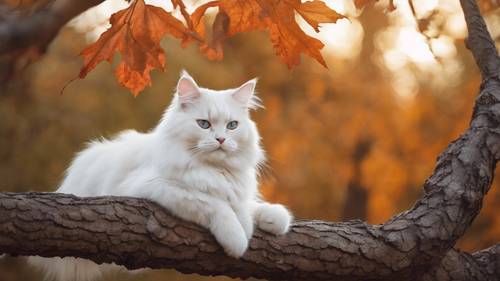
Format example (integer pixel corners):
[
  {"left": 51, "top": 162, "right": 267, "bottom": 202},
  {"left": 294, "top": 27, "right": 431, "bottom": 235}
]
[
  {"left": 236, "top": 210, "right": 254, "bottom": 239},
  {"left": 210, "top": 216, "right": 249, "bottom": 258},
  {"left": 255, "top": 204, "right": 292, "bottom": 235},
  {"left": 218, "top": 228, "right": 248, "bottom": 258}
]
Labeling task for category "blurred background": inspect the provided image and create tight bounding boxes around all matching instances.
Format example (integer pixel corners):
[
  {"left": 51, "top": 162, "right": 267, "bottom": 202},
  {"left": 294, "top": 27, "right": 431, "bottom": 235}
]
[{"left": 1, "top": 0, "right": 500, "bottom": 280}]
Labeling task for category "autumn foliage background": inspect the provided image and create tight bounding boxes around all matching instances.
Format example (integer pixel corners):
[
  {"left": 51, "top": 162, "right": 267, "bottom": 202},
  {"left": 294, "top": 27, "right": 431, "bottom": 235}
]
[{"left": 1, "top": 0, "right": 500, "bottom": 280}]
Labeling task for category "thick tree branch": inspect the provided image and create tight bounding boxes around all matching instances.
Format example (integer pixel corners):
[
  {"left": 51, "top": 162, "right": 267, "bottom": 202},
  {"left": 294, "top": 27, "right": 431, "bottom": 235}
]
[
  {"left": 0, "top": 193, "right": 498, "bottom": 281},
  {"left": 0, "top": 0, "right": 105, "bottom": 55}
]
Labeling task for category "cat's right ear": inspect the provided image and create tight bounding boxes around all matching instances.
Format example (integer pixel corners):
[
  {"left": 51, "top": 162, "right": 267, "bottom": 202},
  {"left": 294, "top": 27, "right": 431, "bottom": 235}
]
[
  {"left": 232, "top": 78, "right": 261, "bottom": 110},
  {"left": 176, "top": 71, "right": 200, "bottom": 108}
]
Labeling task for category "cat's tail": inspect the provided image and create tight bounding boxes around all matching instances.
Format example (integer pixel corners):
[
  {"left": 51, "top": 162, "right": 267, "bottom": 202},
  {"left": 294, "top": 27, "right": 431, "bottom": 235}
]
[{"left": 27, "top": 256, "right": 118, "bottom": 281}]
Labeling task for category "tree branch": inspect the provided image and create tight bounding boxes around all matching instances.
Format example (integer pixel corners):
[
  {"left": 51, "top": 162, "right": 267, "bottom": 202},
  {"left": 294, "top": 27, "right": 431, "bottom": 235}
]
[
  {"left": 0, "top": 0, "right": 105, "bottom": 55},
  {"left": 472, "top": 244, "right": 500, "bottom": 277},
  {"left": 0, "top": 192, "right": 498, "bottom": 281},
  {"left": 420, "top": 247, "right": 500, "bottom": 281},
  {"left": 460, "top": 0, "right": 500, "bottom": 78}
]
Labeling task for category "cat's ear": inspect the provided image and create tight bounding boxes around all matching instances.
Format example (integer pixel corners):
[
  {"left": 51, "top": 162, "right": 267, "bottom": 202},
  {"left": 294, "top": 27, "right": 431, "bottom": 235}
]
[
  {"left": 232, "top": 78, "right": 261, "bottom": 109},
  {"left": 176, "top": 71, "right": 200, "bottom": 107}
]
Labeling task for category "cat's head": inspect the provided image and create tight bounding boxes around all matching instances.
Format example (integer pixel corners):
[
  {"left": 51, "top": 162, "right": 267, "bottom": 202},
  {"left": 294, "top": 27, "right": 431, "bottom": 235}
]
[{"left": 159, "top": 71, "right": 264, "bottom": 168}]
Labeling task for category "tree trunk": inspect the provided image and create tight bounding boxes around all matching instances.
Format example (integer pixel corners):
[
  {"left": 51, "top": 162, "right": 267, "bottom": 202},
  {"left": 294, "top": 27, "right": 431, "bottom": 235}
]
[
  {"left": 341, "top": 138, "right": 371, "bottom": 220},
  {"left": 1, "top": 0, "right": 500, "bottom": 280}
]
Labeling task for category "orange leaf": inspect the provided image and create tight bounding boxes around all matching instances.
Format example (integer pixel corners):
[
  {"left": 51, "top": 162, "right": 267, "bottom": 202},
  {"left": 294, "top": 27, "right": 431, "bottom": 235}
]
[
  {"left": 79, "top": 0, "right": 194, "bottom": 96},
  {"left": 191, "top": 1, "right": 220, "bottom": 37},
  {"left": 191, "top": 0, "right": 222, "bottom": 59},
  {"left": 202, "top": 11, "right": 229, "bottom": 60},
  {"left": 192, "top": 0, "right": 264, "bottom": 61},
  {"left": 292, "top": 0, "right": 346, "bottom": 32},
  {"left": 255, "top": 0, "right": 328, "bottom": 68},
  {"left": 192, "top": 0, "right": 344, "bottom": 68},
  {"left": 171, "top": 0, "right": 193, "bottom": 28},
  {"left": 219, "top": 0, "right": 265, "bottom": 35}
]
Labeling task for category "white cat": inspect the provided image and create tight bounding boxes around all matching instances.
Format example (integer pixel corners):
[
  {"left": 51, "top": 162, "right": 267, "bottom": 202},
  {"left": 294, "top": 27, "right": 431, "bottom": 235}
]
[{"left": 28, "top": 71, "right": 292, "bottom": 281}]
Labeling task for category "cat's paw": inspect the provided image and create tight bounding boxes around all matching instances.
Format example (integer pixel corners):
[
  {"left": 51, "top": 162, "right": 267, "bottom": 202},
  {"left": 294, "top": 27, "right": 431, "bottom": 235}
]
[
  {"left": 255, "top": 203, "right": 292, "bottom": 235},
  {"left": 242, "top": 218, "right": 254, "bottom": 240},
  {"left": 218, "top": 228, "right": 248, "bottom": 258},
  {"left": 210, "top": 214, "right": 249, "bottom": 258},
  {"left": 236, "top": 209, "right": 254, "bottom": 240}
]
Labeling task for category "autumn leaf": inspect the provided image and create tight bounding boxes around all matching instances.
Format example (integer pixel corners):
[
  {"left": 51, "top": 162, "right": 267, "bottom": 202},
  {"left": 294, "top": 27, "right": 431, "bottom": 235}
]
[
  {"left": 218, "top": 0, "right": 265, "bottom": 35},
  {"left": 191, "top": 1, "right": 227, "bottom": 60},
  {"left": 256, "top": 0, "right": 329, "bottom": 67},
  {"left": 79, "top": 0, "right": 196, "bottom": 96},
  {"left": 291, "top": 0, "right": 345, "bottom": 32},
  {"left": 171, "top": 0, "right": 193, "bottom": 28},
  {"left": 191, "top": 1, "right": 220, "bottom": 37},
  {"left": 192, "top": 0, "right": 344, "bottom": 68},
  {"left": 191, "top": 0, "right": 265, "bottom": 61}
]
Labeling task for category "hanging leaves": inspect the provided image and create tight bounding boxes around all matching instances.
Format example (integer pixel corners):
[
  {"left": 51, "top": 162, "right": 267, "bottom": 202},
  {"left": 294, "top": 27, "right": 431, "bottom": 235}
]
[
  {"left": 78, "top": 0, "right": 198, "bottom": 96},
  {"left": 192, "top": 0, "right": 345, "bottom": 67},
  {"left": 79, "top": 0, "right": 345, "bottom": 95}
]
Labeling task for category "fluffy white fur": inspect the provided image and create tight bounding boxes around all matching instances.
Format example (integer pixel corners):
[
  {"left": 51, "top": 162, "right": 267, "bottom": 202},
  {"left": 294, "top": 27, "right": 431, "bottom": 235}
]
[{"left": 28, "top": 71, "right": 292, "bottom": 281}]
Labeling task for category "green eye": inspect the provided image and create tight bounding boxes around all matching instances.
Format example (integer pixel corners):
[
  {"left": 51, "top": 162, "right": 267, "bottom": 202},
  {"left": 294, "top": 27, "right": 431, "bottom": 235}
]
[
  {"left": 227, "top": 121, "right": 238, "bottom": 130},
  {"left": 197, "top": 119, "right": 211, "bottom": 129}
]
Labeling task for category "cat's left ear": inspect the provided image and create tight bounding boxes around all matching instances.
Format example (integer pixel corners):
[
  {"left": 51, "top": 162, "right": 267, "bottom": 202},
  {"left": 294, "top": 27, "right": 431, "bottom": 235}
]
[
  {"left": 176, "top": 71, "right": 201, "bottom": 108},
  {"left": 232, "top": 78, "right": 261, "bottom": 109}
]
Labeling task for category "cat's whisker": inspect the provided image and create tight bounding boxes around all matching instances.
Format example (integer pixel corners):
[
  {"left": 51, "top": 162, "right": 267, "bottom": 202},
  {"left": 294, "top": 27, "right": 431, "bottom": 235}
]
[{"left": 189, "top": 146, "right": 205, "bottom": 155}]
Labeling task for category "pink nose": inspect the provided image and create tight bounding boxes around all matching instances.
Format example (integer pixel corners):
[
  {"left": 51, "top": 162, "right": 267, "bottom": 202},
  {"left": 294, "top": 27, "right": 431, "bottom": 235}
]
[{"left": 216, "top": 137, "right": 225, "bottom": 144}]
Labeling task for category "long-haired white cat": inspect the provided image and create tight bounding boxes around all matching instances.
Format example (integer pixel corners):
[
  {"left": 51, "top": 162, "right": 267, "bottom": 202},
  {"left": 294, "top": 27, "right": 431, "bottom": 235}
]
[{"left": 28, "top": 71, "right": 292, "bottom": 281}]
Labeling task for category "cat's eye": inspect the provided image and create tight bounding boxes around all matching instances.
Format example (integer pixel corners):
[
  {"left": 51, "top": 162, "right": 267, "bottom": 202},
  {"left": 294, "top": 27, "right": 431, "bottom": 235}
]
[
  {"left": 197, "top": 119, "right": 211, "bottom": 129},
  {"left": 227, "top": 121, "right": 238, "bottom": 130}
]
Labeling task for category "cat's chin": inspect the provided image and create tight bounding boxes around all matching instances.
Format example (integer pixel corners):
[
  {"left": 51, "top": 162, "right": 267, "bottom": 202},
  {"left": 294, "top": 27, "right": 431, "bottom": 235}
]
[
  {"left": 205, "top": 145, "right": 234, "bottom": 154},
  {"left": 196, "top": 149, "right": 232, "bottom": 165},
  {"left": 210, "top": 148, "right": 228, "bottom": 157}
]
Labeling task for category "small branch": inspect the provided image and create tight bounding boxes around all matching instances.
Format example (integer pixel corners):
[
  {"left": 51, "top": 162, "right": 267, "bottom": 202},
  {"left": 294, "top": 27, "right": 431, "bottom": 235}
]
[{"left": 460, "top": 0, "right": 500, "bottom": 78}]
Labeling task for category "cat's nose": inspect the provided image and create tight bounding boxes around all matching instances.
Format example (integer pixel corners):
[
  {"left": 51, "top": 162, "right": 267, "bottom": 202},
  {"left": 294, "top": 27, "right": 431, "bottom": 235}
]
[{"left": 216, "top": 137, "right": 225, "bottom": 144}]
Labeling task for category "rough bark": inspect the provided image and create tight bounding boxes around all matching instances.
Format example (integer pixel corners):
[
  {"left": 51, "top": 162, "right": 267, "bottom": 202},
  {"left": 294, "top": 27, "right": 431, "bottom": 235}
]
[
  {"left": 0, "top": 0, "right": 499, "bottom": 280},
  {"left": 0, "top": 192, "right": 498, "bottom": 281}
]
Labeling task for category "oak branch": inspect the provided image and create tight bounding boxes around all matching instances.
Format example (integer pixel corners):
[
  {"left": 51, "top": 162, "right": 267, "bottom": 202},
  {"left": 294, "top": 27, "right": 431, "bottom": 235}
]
[{"left": 0, "top": 0, "right": 499, "bottom": 280}]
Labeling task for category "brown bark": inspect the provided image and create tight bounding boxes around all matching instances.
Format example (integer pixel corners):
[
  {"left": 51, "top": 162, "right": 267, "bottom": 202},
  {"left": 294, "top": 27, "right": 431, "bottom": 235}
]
[
  {"left": 0, "top": 0, "right": 499, "bottom": 280},
  {"left": 0, "top": 192, "right": 498, "bottom": 281}
]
